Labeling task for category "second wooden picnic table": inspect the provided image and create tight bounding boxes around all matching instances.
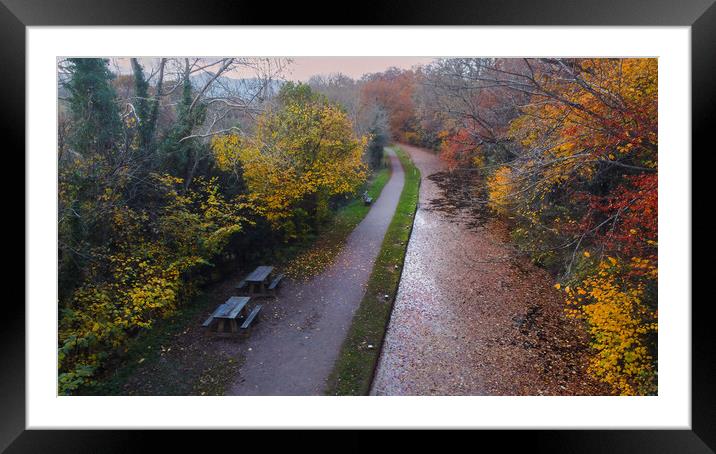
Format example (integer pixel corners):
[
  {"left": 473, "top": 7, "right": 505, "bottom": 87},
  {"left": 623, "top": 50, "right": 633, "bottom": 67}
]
[{"left": 244, "top": 265, "right": 274, "bottom": 294}]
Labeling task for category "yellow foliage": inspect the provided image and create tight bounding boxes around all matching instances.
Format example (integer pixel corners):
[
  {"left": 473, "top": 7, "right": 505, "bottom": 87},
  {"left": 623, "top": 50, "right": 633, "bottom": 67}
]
[
  {"left": 58, "top": 174, "right": 251, "bottom": 394},
  {"left": 212, "top": 133, "right": 242, "bottom": 172},
  {"left": 212, "top": 99, "right": 367, "bottom": 235},
  {"left": 509, "top": 58, "right": 658, "bottom": 188},
  {"left": 487, "top": 166, "right": 513, "bottom": 215},
  {"left": 564, "top": 258, "right": 657, "bottom": 395}
]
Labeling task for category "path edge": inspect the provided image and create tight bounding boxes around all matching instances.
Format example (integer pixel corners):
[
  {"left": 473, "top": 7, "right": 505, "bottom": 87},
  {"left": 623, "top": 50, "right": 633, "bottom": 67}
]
[{"left": 324, "top": 145, "right": 421, "bottom": 396}]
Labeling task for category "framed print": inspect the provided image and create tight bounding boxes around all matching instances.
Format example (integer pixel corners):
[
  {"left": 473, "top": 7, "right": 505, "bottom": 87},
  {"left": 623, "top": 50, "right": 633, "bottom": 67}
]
[{"left": 5, "top": 0, "right": 711, "bottom": 451}]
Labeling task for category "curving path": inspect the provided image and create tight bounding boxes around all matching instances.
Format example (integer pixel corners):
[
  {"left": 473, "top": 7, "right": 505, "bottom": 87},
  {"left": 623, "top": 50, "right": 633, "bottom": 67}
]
[{"left": 228, "top": 148, "right": 405, "bottom": 395}]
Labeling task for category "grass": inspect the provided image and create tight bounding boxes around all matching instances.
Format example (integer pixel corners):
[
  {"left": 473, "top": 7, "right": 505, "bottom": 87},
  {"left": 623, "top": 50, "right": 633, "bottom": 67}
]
[
  {"left": 282, "top": 157, "right": 392, "bottom": 280},
  {"left": 325, "top": 145, "right": 421, "bottom": 395}
]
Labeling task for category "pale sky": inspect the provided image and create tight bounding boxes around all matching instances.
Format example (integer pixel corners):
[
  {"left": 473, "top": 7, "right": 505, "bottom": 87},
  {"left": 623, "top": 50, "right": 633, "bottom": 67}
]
[
  {"left": 106, "top": 57, "right": 435, "bottom": 82},
  {"left": 285, "top": 57, "right": 435, "bottom": 81}
]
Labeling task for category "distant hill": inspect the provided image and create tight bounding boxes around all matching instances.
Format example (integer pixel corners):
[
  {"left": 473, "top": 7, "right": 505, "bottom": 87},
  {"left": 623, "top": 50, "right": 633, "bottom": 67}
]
[{"left": 190, "top": 73, "right": 284, "bottom": 100}]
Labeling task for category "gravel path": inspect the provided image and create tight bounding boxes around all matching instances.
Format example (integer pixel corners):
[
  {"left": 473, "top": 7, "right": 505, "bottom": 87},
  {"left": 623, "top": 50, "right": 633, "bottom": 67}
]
[
  {"left": 371, "top": 144, "right": 606, "bottom": 396},
  {"left": 228, "top": 148, "right": 405, "bottom": 395}
]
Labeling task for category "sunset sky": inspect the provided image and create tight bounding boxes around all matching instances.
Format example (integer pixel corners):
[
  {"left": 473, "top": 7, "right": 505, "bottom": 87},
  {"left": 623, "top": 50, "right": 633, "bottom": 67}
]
[
  {"left": 285, "top": 57, "right": 434, "bottom": 80},
  {"left": 107, "top": 56, "right": 435, "bottom": 81}
]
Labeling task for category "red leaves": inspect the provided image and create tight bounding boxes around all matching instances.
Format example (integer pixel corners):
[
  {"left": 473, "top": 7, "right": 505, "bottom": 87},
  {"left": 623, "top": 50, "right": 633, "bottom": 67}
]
[
  {"left": 360, "top": 70, "right": 418, "bottom": 143},
  {"left": 581, "top": 173, "right": 657, "bottom": 260},
  {"left": 439, "top": 128, "right": 480, "bottom": 170}
]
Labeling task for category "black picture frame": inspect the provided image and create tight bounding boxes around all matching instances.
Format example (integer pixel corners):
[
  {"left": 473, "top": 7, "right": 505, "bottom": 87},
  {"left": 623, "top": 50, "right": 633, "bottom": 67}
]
[{"left": 4, "top": 0, "right": 709, "bottom": 452}]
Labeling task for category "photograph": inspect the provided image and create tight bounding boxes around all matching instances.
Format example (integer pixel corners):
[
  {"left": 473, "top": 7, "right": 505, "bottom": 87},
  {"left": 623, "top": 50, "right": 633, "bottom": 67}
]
[{"left": 56, "top": 56, "right": 659, "bottom": 398}]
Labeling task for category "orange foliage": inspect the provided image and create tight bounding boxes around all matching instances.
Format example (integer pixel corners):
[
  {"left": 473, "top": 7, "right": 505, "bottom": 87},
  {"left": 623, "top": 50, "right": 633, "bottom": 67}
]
[
  {"left": 439, "top": 128, "right": 483, "bottom": 170},
  {"left": 361, "top": 69, "right": 418, "bottom": 143}
]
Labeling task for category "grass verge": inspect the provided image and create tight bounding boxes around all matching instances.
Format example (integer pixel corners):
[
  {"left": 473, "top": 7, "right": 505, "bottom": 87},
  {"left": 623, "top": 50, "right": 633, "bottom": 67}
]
[{"left": 325, "top": 145, "right": 420, "bottom": 395}]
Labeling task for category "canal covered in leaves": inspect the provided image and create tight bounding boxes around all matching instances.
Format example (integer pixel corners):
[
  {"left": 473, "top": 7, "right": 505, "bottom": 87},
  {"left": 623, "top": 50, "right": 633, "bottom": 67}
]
[{"left": 371, "top": 144, "right": 607, "bottom": 395}]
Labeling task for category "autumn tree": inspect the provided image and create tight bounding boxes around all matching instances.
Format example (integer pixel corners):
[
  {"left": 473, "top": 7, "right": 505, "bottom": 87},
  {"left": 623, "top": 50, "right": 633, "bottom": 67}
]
[
  {"left": 418, "top": 58, "right": 527, "bottom": 168},
  {"left": 360, "top": 68, "right": 420, "bottom": 144},
  {"left": 502, "top": 59, "right": 658, "bottom": 266},
  {"left": 212, "top": 83, "right": 367, "bottom": 238}
]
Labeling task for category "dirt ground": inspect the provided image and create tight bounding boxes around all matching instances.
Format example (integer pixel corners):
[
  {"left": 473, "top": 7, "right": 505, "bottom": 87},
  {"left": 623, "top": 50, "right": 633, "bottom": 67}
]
[{"left": 370, "top": 144, "right": 608, "bottom": 395}]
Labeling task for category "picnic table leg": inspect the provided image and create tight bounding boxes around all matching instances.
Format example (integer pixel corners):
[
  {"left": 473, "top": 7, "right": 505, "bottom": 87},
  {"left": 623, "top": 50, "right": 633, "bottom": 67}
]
[
  {"left": 218, "top": 319, "right": 226, "bottom": 333},
  {"left": 230, "top": 319, "right": 238, "bottom": 333}
]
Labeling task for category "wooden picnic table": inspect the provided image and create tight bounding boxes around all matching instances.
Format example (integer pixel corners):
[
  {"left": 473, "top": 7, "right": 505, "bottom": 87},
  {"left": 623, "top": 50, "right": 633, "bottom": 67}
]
[
  {"left": 236, "top": 265, "right": 285, "bottom": 297},
  {"left": 244, "top": 265, "right": 274, "bottom": 294},
  {"left": 205, "top": 296, "right": 250, "bottom": 334}
]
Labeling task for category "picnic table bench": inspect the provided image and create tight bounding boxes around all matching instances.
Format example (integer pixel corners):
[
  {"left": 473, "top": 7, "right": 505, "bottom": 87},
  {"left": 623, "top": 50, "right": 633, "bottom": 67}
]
[
  {"left": 235, "top": 265, "right": 284, "bottom": 297},
  {"left": 363, "top": 191, "right": 373, "bottom": 206},
  {"left": 267, "top": 273, "right": 284, "bottom": 295},
  {"left": 203, "top": 296, "right": 250, "bottom": 334},
  {"left": 240, "top": 304, "right": 263, "bottom": 329}
]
